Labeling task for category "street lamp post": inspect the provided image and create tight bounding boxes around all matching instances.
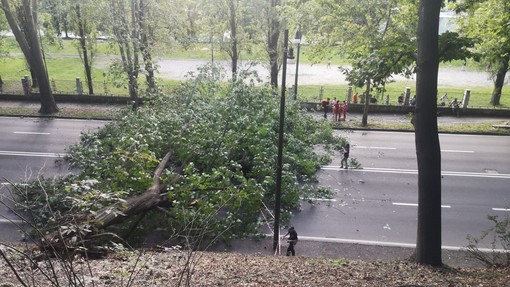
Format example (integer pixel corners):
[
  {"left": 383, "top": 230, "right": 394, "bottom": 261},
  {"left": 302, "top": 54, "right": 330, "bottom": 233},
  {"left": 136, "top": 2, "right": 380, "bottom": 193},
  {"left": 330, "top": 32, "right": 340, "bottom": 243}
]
[{"left": 292, "top": 28, "right": 302, "bottom": 101}]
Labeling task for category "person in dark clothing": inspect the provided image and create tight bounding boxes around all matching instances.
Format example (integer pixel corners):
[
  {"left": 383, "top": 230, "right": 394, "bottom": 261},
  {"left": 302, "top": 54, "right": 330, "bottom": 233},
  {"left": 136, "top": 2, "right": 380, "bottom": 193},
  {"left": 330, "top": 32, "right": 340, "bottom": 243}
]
[
  {"left": 282, "top": 226, "right": 298, "bottom": 256},
  {"left": 340, "top": 143, "right": 350, "bottom": 169}
]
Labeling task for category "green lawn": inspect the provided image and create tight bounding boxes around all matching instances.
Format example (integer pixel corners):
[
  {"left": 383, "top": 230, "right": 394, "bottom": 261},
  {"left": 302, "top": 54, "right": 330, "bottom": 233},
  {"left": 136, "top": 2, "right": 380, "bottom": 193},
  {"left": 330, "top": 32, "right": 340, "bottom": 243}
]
[{"left": 1, "top": 37, "right": 508, "bottom": 107}]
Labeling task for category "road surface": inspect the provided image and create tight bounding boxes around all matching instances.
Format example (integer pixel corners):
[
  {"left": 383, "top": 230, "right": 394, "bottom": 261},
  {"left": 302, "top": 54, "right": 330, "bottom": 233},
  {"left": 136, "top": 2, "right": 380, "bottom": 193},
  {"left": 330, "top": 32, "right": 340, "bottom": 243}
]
[
  {"left": 1, "top": 117, "right": 509, "bottom": 250},
  {"left": 292, "top": 130, "right": 510, "bottom": 249}
]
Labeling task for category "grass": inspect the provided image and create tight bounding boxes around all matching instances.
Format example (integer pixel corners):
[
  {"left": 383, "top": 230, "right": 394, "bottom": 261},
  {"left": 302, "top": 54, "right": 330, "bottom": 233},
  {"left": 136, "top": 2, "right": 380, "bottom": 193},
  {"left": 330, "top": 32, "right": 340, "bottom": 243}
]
[
  {"left": 1, "top": 36, "right": 508, "bottom": 107},
  {"left": 330, "top": 117, "right": 510, "bottom": 135}
]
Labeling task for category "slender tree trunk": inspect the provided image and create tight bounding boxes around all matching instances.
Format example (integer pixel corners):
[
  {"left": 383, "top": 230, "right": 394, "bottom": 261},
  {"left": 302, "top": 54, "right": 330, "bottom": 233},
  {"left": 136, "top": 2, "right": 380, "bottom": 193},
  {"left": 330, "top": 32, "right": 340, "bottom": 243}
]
[
  {"left": 413, "top": 0, "right": 442, "bottom": 267},
  {"left": 228, "top": 0, "right": 238, "bottom": 81},
  {"left": 268, "top": 0, "right": 280, "bottom": 88},
  {"left": 361, "top": 78, "right": 370, "bottom": 126},
  {"left": 490, "top": 55, "right": 509, "bottom": 106},
  {"left": 75, "top": 4, "right": 94, "bottom": 95},
  {"left": 139, "top": 0, "right": 156, "bottom": 95}
]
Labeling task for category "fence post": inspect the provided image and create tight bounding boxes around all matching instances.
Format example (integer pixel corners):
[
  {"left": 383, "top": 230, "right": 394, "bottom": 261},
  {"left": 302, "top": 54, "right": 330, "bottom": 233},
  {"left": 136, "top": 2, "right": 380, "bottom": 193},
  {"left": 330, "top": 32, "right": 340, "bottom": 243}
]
[
  {"left": 319, "top": 86, "right": 323, "bottom": 102},
  {"left": 21, "top": 76, "right": 31, "bottom": 97},
  {"left": 76, "top": 77, "right": 83, "bottom": 95},
  {"left": 404, "top": 87, "right": 411, "bottom": 105},
  {"left": 462, "top": 89, "right": 471, "bottom": 110},
  {"left": 347, "top": 86, "right": 352, "bottom": 103}
]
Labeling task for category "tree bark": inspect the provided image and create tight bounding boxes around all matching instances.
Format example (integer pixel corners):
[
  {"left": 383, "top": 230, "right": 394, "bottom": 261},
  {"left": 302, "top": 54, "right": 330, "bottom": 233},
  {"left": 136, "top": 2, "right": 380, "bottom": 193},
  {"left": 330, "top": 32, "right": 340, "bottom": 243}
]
[
  {"left": 45, "top": 152, "right": 177, "bottom": 248},
  {"left": 75, "top": 3, "right": 94, "bottom": 95},
  {"left": 490, "top": 55, "right": 509, "bottom": 106},
  {"left": 361, "top": 78, "right": 370, "bottom": 126},
  {"left": 138, "top": 0, "right": 157, "bottom": 95},
  {"left": 268, "top": 0, "right": 280, "bottom": 89},
  {"left": 228, "top": 0, "right": 238, "bottom": 81},
  {"left": 1, "top": 0, "right": 59, "bottom": 114},
  {"left": 413, "top": 0, "right": 442, "bottom": 267}
]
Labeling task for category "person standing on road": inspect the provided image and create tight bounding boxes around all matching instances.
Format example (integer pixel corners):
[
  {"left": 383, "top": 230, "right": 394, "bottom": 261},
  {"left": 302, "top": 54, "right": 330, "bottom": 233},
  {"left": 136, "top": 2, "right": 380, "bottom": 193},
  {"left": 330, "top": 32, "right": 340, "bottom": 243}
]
[
  {"left": 440, "top": 93, "right": 449, "bottom": 106},
  {"left": 282, "top": 226, "right": 298, "bottom": 256},
  {"left": 341, "top": 100, "right": 348, "bottom": 121},
  {"left": 333, "top": 98, "right": 341, "bottom": 121},
  {"left": 322, "top": 98, "right": 330, "bottom": 119},
  {"left": 340, "top": 143, "right": 350, "bottom": 169}
]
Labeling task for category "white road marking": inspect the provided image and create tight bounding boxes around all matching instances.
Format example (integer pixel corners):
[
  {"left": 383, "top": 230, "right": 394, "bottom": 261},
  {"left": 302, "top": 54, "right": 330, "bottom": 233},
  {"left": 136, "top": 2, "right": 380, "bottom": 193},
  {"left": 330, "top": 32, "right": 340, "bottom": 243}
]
[
  {"left": 492, "top": 208, "right": 510, "bottom": 212},
  {"left": 13, "top": 131, "right": 50, "bottom": 135},
  {"left": 0, "top": 219, "right": 24, "bottom": 224},
  {"left": 392, "top": 202, "right": 451, "bottom": 208},
  {"left": 321, "top": 166, "right": 510, "bottom": 179},
  {"left": 301, "top": 197, "right": 337, "bottom": 202},
  {"left": 441, "top": 149, "right": 474, "bottom": 153},
  {"left": 0, "top": 150, "right": 63, "bottom": 158},
  {"left": 354, "top": 146, "right": 397, "bottom": 150},
  {"left": 270, "top": 234, "right": 506, "bottom": 253}
]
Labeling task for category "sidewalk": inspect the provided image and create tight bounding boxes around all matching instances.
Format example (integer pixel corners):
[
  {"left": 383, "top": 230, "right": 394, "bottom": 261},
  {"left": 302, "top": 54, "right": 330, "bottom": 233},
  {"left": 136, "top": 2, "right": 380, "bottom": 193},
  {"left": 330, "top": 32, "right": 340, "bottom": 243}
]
[
  {"left": 2, "top": 100, "right": 508, "bottom": 125},
  {"left": 209, "top": 236, "right": 483, "bottom": 268}
]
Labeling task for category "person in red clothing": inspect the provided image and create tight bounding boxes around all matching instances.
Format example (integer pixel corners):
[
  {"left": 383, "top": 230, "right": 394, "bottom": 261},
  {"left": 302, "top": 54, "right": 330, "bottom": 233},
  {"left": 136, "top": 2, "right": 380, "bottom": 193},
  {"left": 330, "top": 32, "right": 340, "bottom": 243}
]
[
  {"left": 333, "top": 99, "right": 341, "bottom": 121},
  {"left": 341, "top": 100, "right": 348, "bottom": 121}
]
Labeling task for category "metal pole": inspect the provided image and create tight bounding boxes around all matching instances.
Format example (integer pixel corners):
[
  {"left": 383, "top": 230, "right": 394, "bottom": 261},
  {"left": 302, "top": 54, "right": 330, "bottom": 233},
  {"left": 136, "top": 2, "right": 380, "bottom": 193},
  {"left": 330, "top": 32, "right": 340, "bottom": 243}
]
[{"left": 273, "top": 29, "right": 289, "bottom": 252}]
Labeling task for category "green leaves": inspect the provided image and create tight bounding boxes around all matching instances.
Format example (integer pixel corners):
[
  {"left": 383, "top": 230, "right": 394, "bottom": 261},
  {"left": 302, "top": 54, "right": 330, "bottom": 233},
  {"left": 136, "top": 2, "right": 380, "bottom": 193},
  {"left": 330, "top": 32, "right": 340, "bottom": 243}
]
[{"left": 58, "top": 65, "right": 342, "bottom": 244}]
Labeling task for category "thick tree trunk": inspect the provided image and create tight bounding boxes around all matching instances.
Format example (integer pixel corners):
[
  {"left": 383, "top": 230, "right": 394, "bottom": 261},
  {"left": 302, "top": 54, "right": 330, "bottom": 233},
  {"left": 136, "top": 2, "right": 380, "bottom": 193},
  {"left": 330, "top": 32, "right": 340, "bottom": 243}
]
[
  {"left": 1, "top": 0, "right": 58, "bottom": 114},
  {"left": 45, "top": 152, "right": 176, "bottom": 248},
  {"left": 490, "top": 56, "right": 509, "bottom": 106},
  {"left": 413, "top": 0, "right": 442, "bottom": 267}
]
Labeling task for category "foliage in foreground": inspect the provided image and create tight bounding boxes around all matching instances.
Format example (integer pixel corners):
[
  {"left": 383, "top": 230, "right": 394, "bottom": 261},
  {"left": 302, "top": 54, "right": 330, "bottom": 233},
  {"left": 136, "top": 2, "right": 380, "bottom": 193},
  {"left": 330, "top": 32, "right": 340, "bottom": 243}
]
[
  {"left": 467, "top": 214, "right": 510, "bottom": 267},
  {"left": 18, "top": 66, "right": 346, "bottom": 246}
]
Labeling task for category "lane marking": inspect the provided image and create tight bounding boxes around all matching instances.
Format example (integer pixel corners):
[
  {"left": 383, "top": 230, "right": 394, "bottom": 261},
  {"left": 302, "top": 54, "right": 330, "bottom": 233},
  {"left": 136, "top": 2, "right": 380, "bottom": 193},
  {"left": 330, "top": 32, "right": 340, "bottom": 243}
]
[
  {"left": 354, "top": 146, "right": 397, "bottom": 150},
  {"left": 0, "top": 219, "right": 24, "bottom": 224},
  {"left": 0, "top": 150, "right": 63, "bottom": 158},
  {"left": 301, "top": 197, "right": 337, "bottom": 202},
  {"left": 441, "top": 149, "right": 474, "bottom": 153},
  {"left": 392, "top": 202, "right": 451, "bottom": 208},
  {"left": 321, "top": 166, "right": 510, "bottom": 179},
  {"left": 13, "top": 131, "right": 50, "bottom": 135},
  {"left": 269, "top": 234, "right": 506, "bottom": 253},
  {"left": 492, "top": 208, "right": 510, "bottom": 212}
]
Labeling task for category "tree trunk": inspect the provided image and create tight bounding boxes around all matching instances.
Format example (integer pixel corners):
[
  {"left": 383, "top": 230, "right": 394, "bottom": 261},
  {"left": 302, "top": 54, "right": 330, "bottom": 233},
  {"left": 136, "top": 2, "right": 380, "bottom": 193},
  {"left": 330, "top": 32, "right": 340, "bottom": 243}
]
[
  {"left": 268, "top": 0, "right": 280, "bottom": 88},
  {"left": 490, "top": 55, "right": 509, "bottom": 106},
  {"left": 75, "top": 3, "right": 94, "bottom": 95},
  {"left": 361, "top": 78, "right": 370, "bottom": 126},
  {"left": 1, "top": 0, "right": 59, "bottom": 114},
  {"left": 228, "top": 0, "right": 238, "bottom": 81},
  {"left": 44, "top": 152, "right": 177, "bottom": 248},
  {"left": 138, "top": 0, "right": 156, "bottom": 95},
  {"left": 413, "top": 0, "right": 442, "bottom": 267}
]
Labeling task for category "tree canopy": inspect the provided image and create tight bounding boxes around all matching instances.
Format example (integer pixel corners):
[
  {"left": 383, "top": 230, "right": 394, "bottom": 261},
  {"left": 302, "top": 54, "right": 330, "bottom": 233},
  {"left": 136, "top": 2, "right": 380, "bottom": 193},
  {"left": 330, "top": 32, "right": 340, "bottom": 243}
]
[{"left": 20, "top": 66, "right": 345, "bottom": 246}]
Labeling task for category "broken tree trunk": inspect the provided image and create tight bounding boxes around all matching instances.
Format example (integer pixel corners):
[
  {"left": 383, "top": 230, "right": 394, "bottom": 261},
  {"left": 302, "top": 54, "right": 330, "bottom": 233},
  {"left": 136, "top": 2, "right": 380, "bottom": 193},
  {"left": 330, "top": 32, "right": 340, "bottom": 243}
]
[{"left": 42, "top": 151, "right": 178, "bottom": 251}]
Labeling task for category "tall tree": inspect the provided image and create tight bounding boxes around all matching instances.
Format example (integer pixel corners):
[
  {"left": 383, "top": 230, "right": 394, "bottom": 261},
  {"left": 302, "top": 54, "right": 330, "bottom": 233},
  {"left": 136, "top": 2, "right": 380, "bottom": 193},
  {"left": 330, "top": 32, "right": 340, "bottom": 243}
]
[
  {"left": 306, "top": 0, "right": 418, "bottom": 126},
  {"left": 452, "top": 0, "right": 510, "bottom": 105},
  {"left": 267, "top": 0, "right": 281, "bottom": 88},
  {"left": 1, "top": 0, "right": 59, "bottom": 114},
  {"left": 70, "top": 0, "right": 96, "bottom": 94},
  {"left": 413, "top": 0, "right": 442, "bottom": 266}
]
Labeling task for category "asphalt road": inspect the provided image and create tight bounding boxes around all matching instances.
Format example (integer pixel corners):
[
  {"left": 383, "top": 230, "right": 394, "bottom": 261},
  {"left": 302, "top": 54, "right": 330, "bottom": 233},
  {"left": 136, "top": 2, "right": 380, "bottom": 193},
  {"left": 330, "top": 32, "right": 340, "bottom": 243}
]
[
  {"left": 0, "top": 117, "right": 106, "bottom": 241},
  {"left": 292, "top": 130, "right": 510, "bottom": 249},
  {"left": 1, "top": 117, "right": 509, "bottom": 250}
]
